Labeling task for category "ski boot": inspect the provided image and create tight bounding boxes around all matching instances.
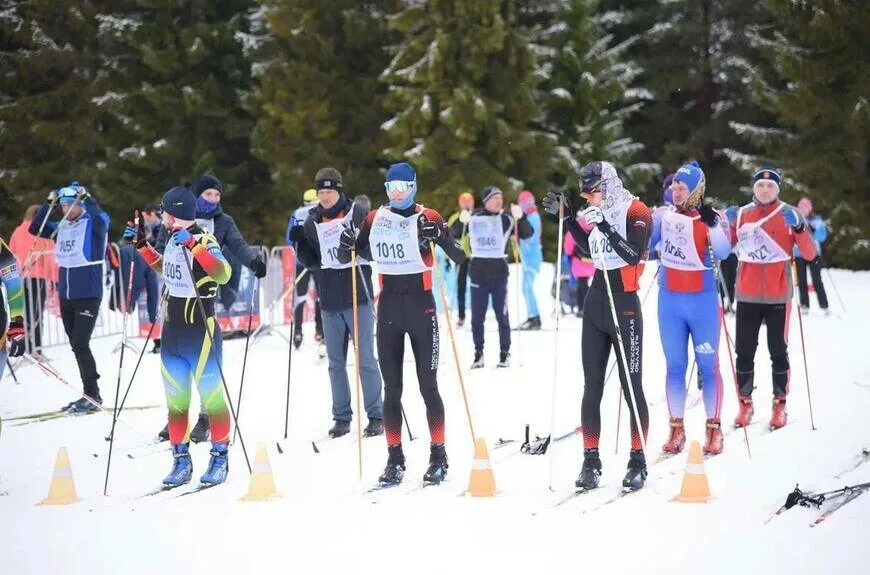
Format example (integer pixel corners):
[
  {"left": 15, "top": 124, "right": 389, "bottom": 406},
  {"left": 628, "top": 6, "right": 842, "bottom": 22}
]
[
  {"left": 456, "top": 318, "right": 465, "bottom": 328},
  {"left": 67, "top": 396, "right": 101, "bottom": 415},
  {"left": 378, "top": 445, "right": 406, "bottom": 486},
  {"left": 329, "top": 419, "right": 351, "bottom": 438},
  {"left": 661, "top": 417, "right": 686, "bottom": 454},
  {"left": 364, "top": 418, "right": 384, "bottom": 437},
  {"left": 800, "top": 305, "right": 810, "bottom": 316},
  {"left": 151, "top": 338, "right": 161, "bottom": 354},
  {"left": 189, "top": 412, "right": 210, "bottom": 443},
  {"left": 497, "top": 351, "right": 511, "bottom": 368},
  {"left": 61, "top": 399, "right": 78, "bottom": 412},
  {"left": 423, "top": 443, "right": 448, "bottom": 485},
  {"left": 622, "top": 449, "right": 647, "bottom": 493},
  {"left": 163, "top": 443, "right": 193, "bottom": 487},
  {"left": 703, "top": 418, "right": 724, "bottom": 455},
  {"left": 575, "top": 448, "right": 602, "bottom": 491},
  {"left": 200, "top": 443, "right": 229, "bottom": 485},
  {"left": 157, "top": 423, "right": 170, "bottom": 442},
  {"left": 293, "top": 330, "right": 303, "bottom": 350},
  {"left": 470, "top": 350, "right": 484, "bottom": 369},
  {"left": 734, "top": 395, "right": 754, "bottom": 428},
  {"left": 518, "top": 316, "right": 541, "bottom": 331},
  {"left": 770, "top": 396, "right": 788, "bottom": 430}
]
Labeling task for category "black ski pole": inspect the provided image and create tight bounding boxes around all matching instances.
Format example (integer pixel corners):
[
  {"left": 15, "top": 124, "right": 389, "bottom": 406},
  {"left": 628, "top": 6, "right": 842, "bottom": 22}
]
[
  {"left": 401, "top": 405, "right": 415, "bottom": 441},
  {"left": 284, "top": 312, "right": 293, "bottom": 439},
  {"left": 5, "top": 356, "right": 19, "bottom": 384},
  {"left": 181, "top": 249, "right": 251, "bottom": 474},
  {"left": 104, "top": 291, "right": 166, "bottom": 495},
  {"left": 232, "top": 275, "right": 259, "bottom": 445}
]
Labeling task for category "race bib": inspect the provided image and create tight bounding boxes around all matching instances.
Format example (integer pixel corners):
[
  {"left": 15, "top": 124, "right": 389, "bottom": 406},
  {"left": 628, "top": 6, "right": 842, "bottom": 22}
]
[
  {"left": 369, "top": 208, "right": 429, "bottom": 275},
  {"left": 315, "top": 211, "right": 355, "bottom": 270},
  {"left": 56, "top": 217, "right": 100, "bottom": 268},
  {"left": 469, "top": 214, "right": 510, "bottom": 258},
  {"left": 736, "top": 205, "right": 790, "bottom": 264},
  {"left": 659, "top": 210, "right": 708, "bottom": 271},
  {"left": 162, "top": 240, "right": 196, "bottom": 298},
  {"left": 589, "top": 201, "right": 630, "bottom": 270}
]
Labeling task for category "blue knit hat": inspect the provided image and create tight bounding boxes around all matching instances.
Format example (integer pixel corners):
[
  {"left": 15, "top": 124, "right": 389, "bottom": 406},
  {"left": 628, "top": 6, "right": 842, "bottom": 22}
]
[
  {"left": 752, "top": 168, "right": 781, "bottom": 190},
  {"left": 192, "top": 174, "right": 222, "bottom": 197},
  {"left": 673, "top": 161, "right": 705, "bottom": 208},
  {"left": 385, "top": 162, "right": 416, "bottom": 183},
  {"left": 162, "top": 185, "right": 196, "bottom": 220}
]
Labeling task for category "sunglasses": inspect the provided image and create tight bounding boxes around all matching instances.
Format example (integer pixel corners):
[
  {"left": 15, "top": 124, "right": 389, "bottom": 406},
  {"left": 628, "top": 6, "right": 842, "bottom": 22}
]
[{"left": 384, "top": 180, "right": 416, "bottom": 195}]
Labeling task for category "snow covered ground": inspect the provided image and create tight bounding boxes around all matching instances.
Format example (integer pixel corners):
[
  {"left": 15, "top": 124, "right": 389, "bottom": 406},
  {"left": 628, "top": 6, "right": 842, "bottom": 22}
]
[{"left": 2, "top": 263, "right": 868, "bottom": 574}]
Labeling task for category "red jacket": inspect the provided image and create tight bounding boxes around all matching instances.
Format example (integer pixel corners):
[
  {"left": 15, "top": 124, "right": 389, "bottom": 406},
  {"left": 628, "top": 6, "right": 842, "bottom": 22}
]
[{"left": 732, "top": 201, "right": 817, "bottom": 304}]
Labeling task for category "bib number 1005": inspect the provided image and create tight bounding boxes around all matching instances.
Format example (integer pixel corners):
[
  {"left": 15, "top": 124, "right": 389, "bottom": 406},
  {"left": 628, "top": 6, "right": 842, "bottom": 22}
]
[
  {"left": 164, "top": 263, "right": 183, "bottom": 280},
  {"left": 375, "top": 242, "right": 405, "bottom": 260}
]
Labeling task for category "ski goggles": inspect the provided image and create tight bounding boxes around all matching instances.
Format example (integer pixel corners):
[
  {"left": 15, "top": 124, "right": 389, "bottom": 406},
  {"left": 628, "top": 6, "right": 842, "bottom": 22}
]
[
  {"left": 57, "top": 186, "right": 79, "bottom": 205},
  {"left": 384, "top": 180, "right": 416, "bottom": 196}
]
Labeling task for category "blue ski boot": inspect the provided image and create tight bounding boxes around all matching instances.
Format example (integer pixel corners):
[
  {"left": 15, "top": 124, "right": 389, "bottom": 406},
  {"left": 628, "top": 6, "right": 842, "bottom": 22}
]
[
  {"left": 200, "top": 443, "right": 229, "bottom": 485},
  {"left": 163, "top": 443, "right": 193, "bottom": 487},
  {"left": 422, "top": 443, "right": 448, "bottom": 485}
]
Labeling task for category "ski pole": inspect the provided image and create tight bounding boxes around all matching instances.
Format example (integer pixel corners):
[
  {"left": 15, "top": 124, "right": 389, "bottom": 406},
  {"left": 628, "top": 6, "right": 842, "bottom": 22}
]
[
  {"left": 792, "top": 260, "right": 817, "bottom": 430},
  {"left": 283, "top": 308, "right": 293, "bottom": 439},
  {"left": 594, "top": 233, "right": 647, "bottom": 457},
  {"left": 511, "top": 216, "right": 522, "bottom": 366},
  {"left": 232, "top": 275, "right": 259, "bottom": 445},
  {"left": 823, "top": 267, "right": 846, "bottom": 313},
  {"left": 547, "top": 199, "right": 566, "bottom": 490},
  {"left": 431, "top": 241, "right": 477, "bottom": 445},
  {"left": 401, "top": 405, "right": 415, "bottom": 442},
  {"left": 707, "top": 231, "right": 751, "bottom": 458},
  {"left": 350, "top": 248, "right": 363, "bottom": 481},
  {"left": 5, "top": 356, "right": 19, "bottom": 384},
  {"left": 181, "top": 249, "right": 251, "bottom": 474}
]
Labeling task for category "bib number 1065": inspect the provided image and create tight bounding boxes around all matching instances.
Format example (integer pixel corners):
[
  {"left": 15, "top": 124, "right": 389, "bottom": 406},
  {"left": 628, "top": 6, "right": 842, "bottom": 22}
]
[{"left": 375, "top": 242, "right": 405, "bottom": 260}]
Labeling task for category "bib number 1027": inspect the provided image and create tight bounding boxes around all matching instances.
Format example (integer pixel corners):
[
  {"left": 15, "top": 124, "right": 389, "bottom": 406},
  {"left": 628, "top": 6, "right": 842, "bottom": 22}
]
[{"left": 375, "top": 242, "right": 405, "bottom": 260}]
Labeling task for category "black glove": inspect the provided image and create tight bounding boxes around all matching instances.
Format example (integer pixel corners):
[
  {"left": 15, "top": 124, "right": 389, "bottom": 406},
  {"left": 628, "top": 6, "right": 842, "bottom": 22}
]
[
  {"left": 542, "top": 191, "right": 571, "bottom": 220},
  {"left": 135, "top": 216, "right": 149, "bottom": 249},
  {"left": 698, "top": 202, "right": 719, "bottom": 227},
  {"left": 445, "top": 260, "right": 452, "bottom": 272},
  {"left": 288, "top": 225, "right": 305, "bottom": 243},
  {"left": 419, "top": 216, "right": 442, "bottom": 241},
  {"left": 249, "top": 253, "right": 267, "bottom": 278},
  {"left": 6, "top": 318, "right": 25, "bottom": 357},
  {"left": 339, "top": 226, "right": 356, "bottom": 250}
]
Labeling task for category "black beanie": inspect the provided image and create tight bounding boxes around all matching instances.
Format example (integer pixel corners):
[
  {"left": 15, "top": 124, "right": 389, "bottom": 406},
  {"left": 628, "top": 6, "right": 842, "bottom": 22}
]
[
  {"left": 162, "top": 185, "right": 196, "bottom": 220},
  {"left": 192, "top": 174, "right": 223, "bottom": 197},
  {"left": 314, "top": 167, "right": 343, "bottom": 191}
]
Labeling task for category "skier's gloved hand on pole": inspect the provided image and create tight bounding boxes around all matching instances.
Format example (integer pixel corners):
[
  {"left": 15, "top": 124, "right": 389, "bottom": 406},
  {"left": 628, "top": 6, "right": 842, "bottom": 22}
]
[
  {"left": 6, "top": 318, "right": 26, "bottom": 357},
  {"left": 47, "top": 189, "right": 58, "bottom": 202},
  {"left": 171, "top": 228, "right": 196, "bottom": 250},
  {"left": 249, "top": 253, "right": 267, "bottom": 278},
  {"left": 698, "top": 202, "right": 719, "bottom": 227},
  {"left": 75, "top": 186, "right": 91, "bottom": 201},
  {"left": 288, "top": 225, "right": 305, "bottom": 243},
  {"left": 580, "top": 205, "right": 604, "bottom": 226},
  {"left": 339, "top": 224, "right": 356, "bottom": 251},
  {"left": 418, "top": 216, "right": 442, "bottom": 241},
  {"left": 124, "top": 221, "right": 139, "bottom": 239},
  {"left": 782, "top": 207, "right": 805, "bottom": 233},
  {"left": 542, "top": 191, "right": 571, "bottom": 219},
  {"left": 510, "top": 204, "right": 523, "bottom": 220},
  {"left": 459, "top": 209, "right": 471, "bottom": 224}
]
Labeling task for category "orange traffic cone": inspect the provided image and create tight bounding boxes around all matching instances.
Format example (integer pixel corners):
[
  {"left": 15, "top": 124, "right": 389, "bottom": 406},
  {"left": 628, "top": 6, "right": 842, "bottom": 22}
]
[
  {"left": 37, "top": 447, "right": 81, "bottom": 506},
  {"left": 672, "top": 440, "right": 713, "bottom": 503},
  {"left": 464, "top": 437, "right": 496, "bottom": 497},
  {"left": 240, "top": 443, "right": 279, "bottom": 501}
]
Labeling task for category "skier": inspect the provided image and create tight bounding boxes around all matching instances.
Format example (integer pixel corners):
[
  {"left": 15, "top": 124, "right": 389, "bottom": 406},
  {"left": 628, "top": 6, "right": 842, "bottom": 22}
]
[
  {"left": 794, "top": 198, "right": 829, "bottom": 314},
  {"left": 136, "top": 185, "right": 233, "bottom": 486},
  {"left": 303, "top": 167, "right": 383, "bottom": 439},
  {"left": 649, "top": 161, "right": 730, "bottom": 455},
  {"left": 516, "top": 190, "right": 543, "bottom": 330},
  {"left": 732, "top": 168, "right": 817, "bottom": 430},
  {"left": 563, "top": 214, "right": 595, "bottom": 317},
  {"left": 719, "top": 205, "right": 740, "bottom": 314},
  {"left": 29, "top": 183, "right": 110, "bottom": 413},
  {"left": 155, "top": 174, "right": 267, "bottom": 443},
  {"left": 543, "top": 161, "right": 652, "bottom": 492},
  {"left": 337, "top": 162, "right": 466, "bottom": 486},
  {"left": 468, "top": 186, "right": 533, "bottom": 368},
  {"left": 448, "top": 192, "right": 475, "bottom": 327},
  {"left": 1, "top": 239, "right": 26, "bottom": 379},
  {"left": 109, "top": 222, "right": 159, "bottom": 325},
  {"left": 286, "top": 188, "right": 324, "bottom": 349}
]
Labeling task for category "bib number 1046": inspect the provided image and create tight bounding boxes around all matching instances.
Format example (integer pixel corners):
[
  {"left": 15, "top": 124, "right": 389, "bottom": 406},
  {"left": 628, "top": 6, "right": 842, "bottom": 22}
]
[{"left": 375, "top": 242, "right": 405, "bottom": 260}]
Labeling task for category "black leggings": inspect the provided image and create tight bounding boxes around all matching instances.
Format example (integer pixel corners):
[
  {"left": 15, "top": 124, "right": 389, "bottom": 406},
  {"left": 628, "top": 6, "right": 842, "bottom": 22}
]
[
  {"left": 795, "top": 258, "right": 828, "bottom": 310},
  {"left": 581, "top": 287, "right": 648, "bottom": 451},
  {"left": 60, "top": 298, "right": 102, "bottom": 400},
  {"left": 456, "top": 260, "right": 469, "bottom": 320},
  {"left": 735, "top": 301, "right": 790, "bottom": 398},
  {"left": 377, "top": 291, "right": 445, "bottom": 447}
]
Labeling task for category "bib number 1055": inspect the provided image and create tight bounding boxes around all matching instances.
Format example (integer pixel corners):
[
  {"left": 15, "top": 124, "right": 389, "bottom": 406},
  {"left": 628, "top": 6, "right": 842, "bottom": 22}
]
[{"left": 375, "top": 242, "right": 405, "bottom": 260}]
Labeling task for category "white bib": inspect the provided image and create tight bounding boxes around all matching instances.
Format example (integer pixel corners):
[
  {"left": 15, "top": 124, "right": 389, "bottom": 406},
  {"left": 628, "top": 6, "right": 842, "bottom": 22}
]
[
  {"left": 589, "top": 201, "right": 631, "bottom": 270},
  {"left": 316, "top": 211, "right": 366, "bottom": 269},
  {"left": 55, "top": 217, "right": 101, "bottom": 268},
  {"left": 659, "top": 210, "right": 709, "bottom": 271},
  {"left": 368, "top": 208, "right": 429, "bottom": 275},
  {"left": 736, "top": 204, "right": 790, "bottom": 264},
  {"left": 162, "top": 240, "right": 197, "bottom": 298},
  {"left": 469, "top": 214, "right": 510, "bottom": 258}
]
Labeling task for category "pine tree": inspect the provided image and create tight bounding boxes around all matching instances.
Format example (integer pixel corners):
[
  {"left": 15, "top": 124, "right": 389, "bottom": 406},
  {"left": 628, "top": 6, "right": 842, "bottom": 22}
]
[
  {"left": 380, "top": 0, "right": 553, "bottom": 213},
  {"left": 252, "top": 0, "right": 400, "bottom": 209},
  {"left": 0, "top": 1, "right": 107, "bottom": 230},
  {"left": 96, "top": 1, "right": 273, "bottom": 241},
  {"left": 737, "top": 0, "right": 869, "bottom": 268}
]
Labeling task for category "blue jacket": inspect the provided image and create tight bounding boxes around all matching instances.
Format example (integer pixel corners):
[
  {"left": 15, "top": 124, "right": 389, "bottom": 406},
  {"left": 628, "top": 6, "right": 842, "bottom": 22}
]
[
  {"left": 30, "top": 198, "right": 110, "bottom": 300},
  {"left": 794, "top": 214, "right": 827, "bottom": 259},
  {"left": 519, "top": 211, "right": 543, "bottom": 268},
  {"left": 119, "top": 242, "right": 159, "bottom": 322}
]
